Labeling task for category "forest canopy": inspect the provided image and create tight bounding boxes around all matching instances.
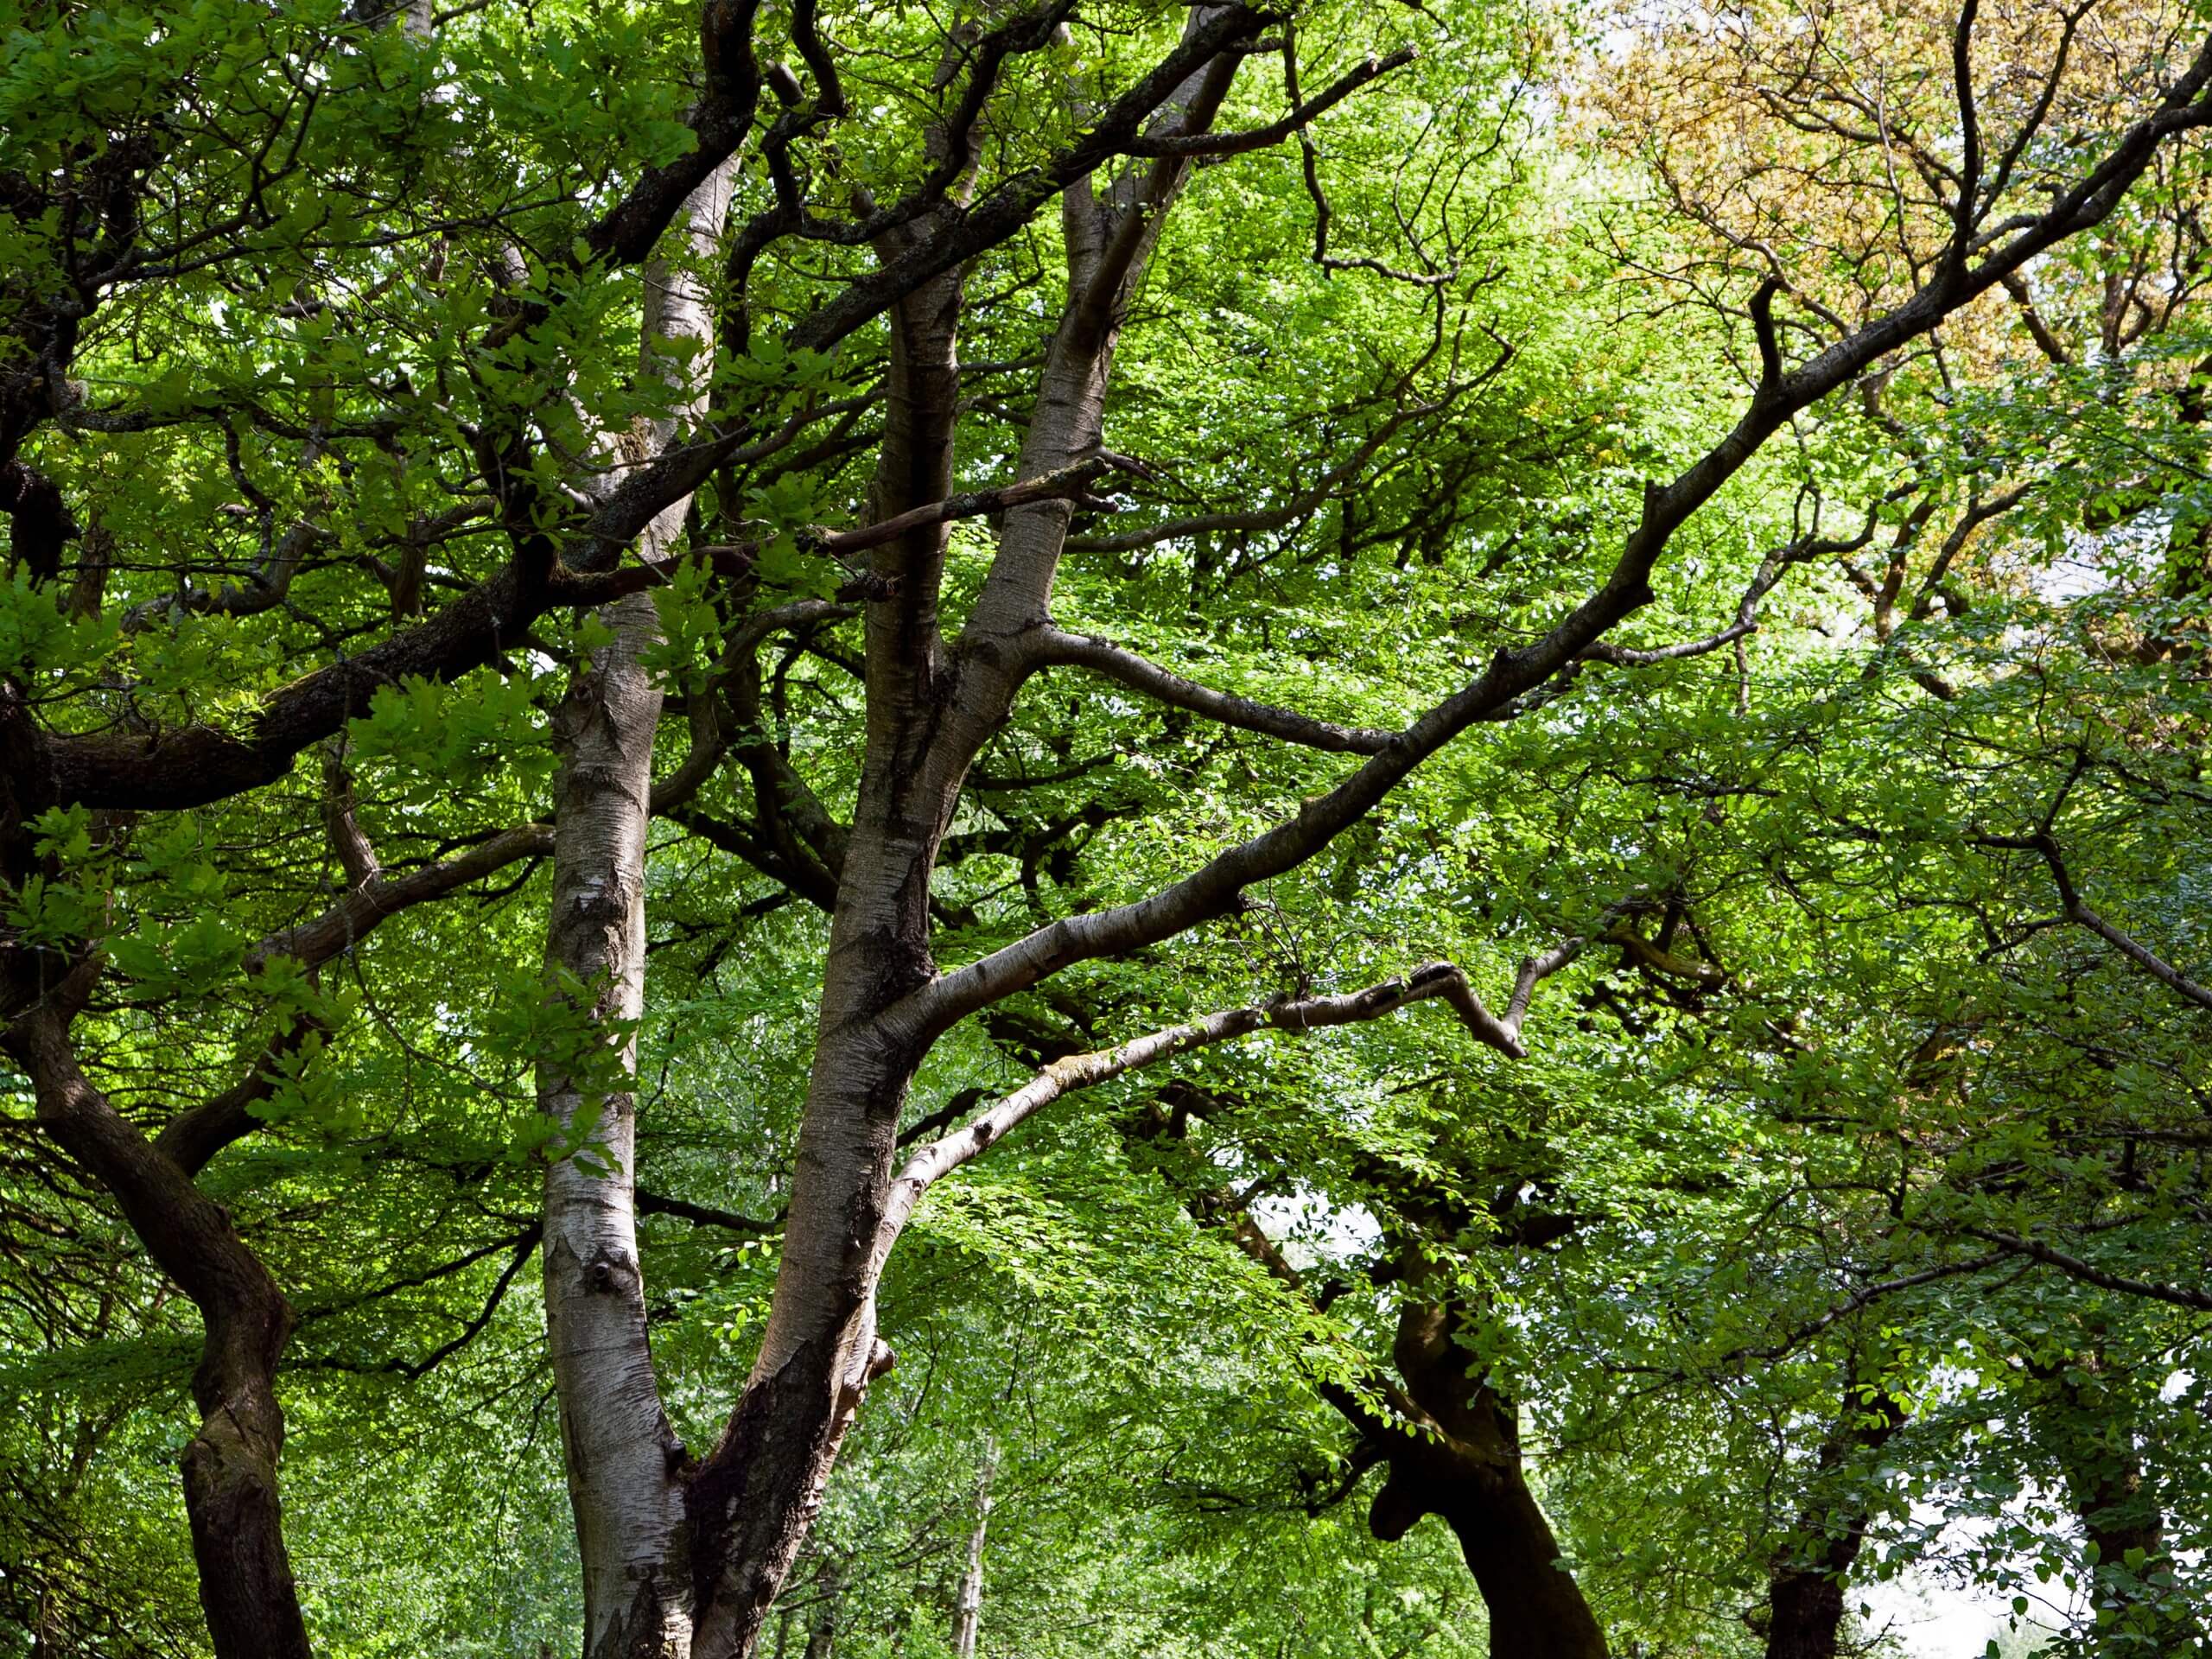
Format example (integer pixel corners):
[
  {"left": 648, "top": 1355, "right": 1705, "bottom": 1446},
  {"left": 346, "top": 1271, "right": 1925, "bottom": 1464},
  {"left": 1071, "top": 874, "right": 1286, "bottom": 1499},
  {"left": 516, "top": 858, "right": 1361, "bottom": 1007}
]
[{"left": 3, "top": 0, "right": 2210, "bottom": 1655}]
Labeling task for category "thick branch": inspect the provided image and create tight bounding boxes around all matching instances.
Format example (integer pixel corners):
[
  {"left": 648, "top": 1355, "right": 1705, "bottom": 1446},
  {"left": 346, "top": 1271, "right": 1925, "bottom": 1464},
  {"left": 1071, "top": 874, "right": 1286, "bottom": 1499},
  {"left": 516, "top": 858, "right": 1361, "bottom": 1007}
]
[
  {"left": 1122, "top": 48, "right": 1417, "bottom": 157},
  {"left": 1966, "top": 1227, "right": 2212, "bottom": 1312},
  {"left": 902, "top": 59, "right": 2212, "bottom": 1040}
]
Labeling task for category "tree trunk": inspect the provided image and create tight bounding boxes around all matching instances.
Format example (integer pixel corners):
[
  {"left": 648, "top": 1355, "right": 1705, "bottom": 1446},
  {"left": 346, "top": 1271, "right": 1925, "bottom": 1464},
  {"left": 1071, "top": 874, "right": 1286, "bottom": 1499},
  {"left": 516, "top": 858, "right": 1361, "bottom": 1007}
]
[
  {"left": 1758, "top": 1375, "right": 1904, "bottom": 1659},
  {"left": 2030, "top": 1349, "right": 2198, "bottom": 1656},
  {"left": 538, "top": 160, "right": 734, "bottom": 1659},
  {"left": 1112, "top": 1083, "right": 1605, "bottom": 1659},
  {"left": 3, "top": 1011, "right": 314, "bottom": 1659},
  {"left": 950, "top": 1442, "right": 996, "bottom": 1657},
  {"left": 685, "top": 245, "right": 966, "bottom": 1659},
  {"left": 586, "top": 34, "right": 1256, "bottom": 1659},
  {"left": 541, "top": 584, "right": 693, "bottom": 1659},
  {"left": 1370, "top": 1293, "right": 1608, "bottom": 1659}
]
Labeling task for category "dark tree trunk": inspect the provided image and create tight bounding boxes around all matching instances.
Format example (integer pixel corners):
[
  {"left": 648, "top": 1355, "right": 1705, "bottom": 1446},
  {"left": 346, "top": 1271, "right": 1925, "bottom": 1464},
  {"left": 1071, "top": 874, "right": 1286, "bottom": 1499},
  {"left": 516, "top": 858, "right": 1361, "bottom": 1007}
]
[
  {"left": 2030, "top": 1348, "right": 2200, "bottom": 1656},
  {"left": 1758, "top": 1376, "right": 1904, "bottom": 1659},
  {"left": 1370, "top": 1293, "right": 1607, "bottom": 1659},
  {"left": 1114, "top": 1086, "right": 1606, "bottom": 1659},
  {"left": 3, "top": 1010, "right": 314, "bottom": 1659}
]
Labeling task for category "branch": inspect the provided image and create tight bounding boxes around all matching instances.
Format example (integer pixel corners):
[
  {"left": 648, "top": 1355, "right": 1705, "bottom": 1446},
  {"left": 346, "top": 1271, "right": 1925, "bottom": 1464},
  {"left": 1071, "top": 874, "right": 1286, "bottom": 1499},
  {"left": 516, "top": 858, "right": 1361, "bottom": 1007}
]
[
  {"left": 899, "top": 60, "right": 2212, "bottom": 1038},
  {"left": 1122, "top": 48, "right": 1417, "bottom": 157},
  {"left": 1964, "top": 1227, "right": 2212, "bottom": 1313},
  {"left": 1579, "top": 623, "right": 1757, "bottom": 669},
  {"left": 648, "top": 598, "right": 853, "bottom": 815},
  {"left": 1580, "top": 512, "right": 1872, "bottom": 669},
  {"left": 1065, "top": 386, "right": 1468, "bottom": 555},
  {"left": 1605, "top": 924, "right": 1728, "bottom": 990},
  {"left": 1749, "top": 277, "right": 1783, "bottom": 403},
  {"left": 1974, "top": 830, "right": 2212, "bottom": 1014},
  {"left": 1949, "top": 0, "right": 1984, "bottom": 255},
  {"left": 876, "top": 960, "right": 1532, "bottom": 1255},
  {"left": 575, "top": 0, "right": 764, "bottom": 268},
  {"left": 1678, "top": 1253, "right": 2015, "bottom": 1372},
  {"left": 636, "top": 1190, "right": 782, "bottom": 1234},
  {"left": 246, "top": 823, "right": 555, "bottom": 973},
  {"left": 785, "top": 4, "right": 1273, "bottom": 355},
  {"left": 799, "top": 452, "right": 1146, "bottom": 557},
  {"left": 151, "top": 1020, "right": 321, "bottom": 1177},
  {"left": 300, "top": 1224, "right": 543, "bottom": 1378},
  {"left": 1032, "top": 628, "right": 1394, "bottom": 753}
]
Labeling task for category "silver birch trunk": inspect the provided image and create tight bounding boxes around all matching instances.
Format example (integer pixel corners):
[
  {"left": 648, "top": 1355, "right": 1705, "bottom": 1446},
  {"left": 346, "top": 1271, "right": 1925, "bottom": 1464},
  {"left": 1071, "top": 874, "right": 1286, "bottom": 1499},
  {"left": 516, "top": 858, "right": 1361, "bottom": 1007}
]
[
  {"left": 950, "top": 1441, "right": 995, "bottom": 1658},
  {"left": 539, "top": 159, "right": 734, "bottom": 1659}
]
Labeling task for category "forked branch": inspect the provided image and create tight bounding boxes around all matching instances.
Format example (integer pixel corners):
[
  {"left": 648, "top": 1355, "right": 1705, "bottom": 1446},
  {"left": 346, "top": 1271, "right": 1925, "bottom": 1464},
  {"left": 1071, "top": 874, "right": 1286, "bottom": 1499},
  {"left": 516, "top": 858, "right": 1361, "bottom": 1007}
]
[{"left": 1974, "top": 828, "right": 2212, "bottom": 1013}]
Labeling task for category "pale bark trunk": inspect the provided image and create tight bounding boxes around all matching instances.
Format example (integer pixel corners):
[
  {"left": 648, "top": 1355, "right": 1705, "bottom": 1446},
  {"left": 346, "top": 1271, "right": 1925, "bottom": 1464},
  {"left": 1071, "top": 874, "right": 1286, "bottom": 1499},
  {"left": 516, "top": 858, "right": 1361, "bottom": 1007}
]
[
  {"left": 620, "top": 35, "right": 1253, "bottom": 1659},
  {"left": 539, "top": 160, "right": 734, "bottom": 1659},
  {"left": 950, "top": 1442, "right": 995, "bottom": 1658},
  {"left": 539, "top": 580, "right": 693, "bottom": 1659}
]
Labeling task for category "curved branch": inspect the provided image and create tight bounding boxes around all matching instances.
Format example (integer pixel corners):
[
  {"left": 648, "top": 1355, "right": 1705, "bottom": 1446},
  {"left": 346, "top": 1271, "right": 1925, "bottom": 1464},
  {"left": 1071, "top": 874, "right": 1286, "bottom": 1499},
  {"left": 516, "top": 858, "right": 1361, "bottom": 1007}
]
[
  {"left": 245, "top": 822, "right": 556, "bottom": 974},
  {"left": 877, "top": 959, "right": 1528, "bottom": 1255},
  {"left": 908, "top": 60, "right": 2212, "bottom": 1035},
  {"left": 1974, "top": 829, "right": 2212, "bottom": 1013}
]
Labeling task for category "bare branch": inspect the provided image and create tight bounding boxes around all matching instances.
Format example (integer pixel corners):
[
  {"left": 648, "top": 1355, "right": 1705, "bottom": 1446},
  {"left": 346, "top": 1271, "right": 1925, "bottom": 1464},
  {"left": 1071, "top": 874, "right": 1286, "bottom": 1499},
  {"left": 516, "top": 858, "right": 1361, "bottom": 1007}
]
[
  {"left": 923, "top": 50, "right": 2212, "bottom": 1037},
  {"left": 876, "top": 960, "right": 1529, "bottom": 1255},
  {"left": 1123, "top": 48, "right": 1418, "bottom": 157},
  {"left": 1965, "top": 1227, "right": 2212, "bottom": 1312},
  {"left": 802, "top": 453, "right": 1147, "bottom": 557},
  {"left": 1031, "top": 628, "right": 1395, "bottom": 753},
  {"left": 1949, "top": 0, "right": 1983, "bottom": 254},
  {"left": 636, "top": 1190, "right": 782, "bottom": 1235},
  {"left": 1974, "top": 829, "right": 2212, "bottom": 1013},
  {"left": 246, "top": 823, "right": 555, "bottom": 974}
]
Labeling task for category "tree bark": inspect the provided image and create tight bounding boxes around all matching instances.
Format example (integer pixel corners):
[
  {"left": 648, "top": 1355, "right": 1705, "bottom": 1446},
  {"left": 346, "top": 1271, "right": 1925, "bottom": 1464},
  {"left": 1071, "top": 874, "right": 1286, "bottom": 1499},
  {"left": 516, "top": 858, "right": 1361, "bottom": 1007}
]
[
  {"left": 950, "top": 1441, "right": 995, "bottom": 1658},
  {"left": 1103, "top": 1075, "right": 1604, "bottom": 1659},
  {"left": 3, "top": 1010, "right": 314, "bottom": 1659},
  {"left": 685, "top": 238, "right": 967, "bottom": 1659},
  {"left": 540, "top": 583, "right": 695, "bottom": 1659},
  {"left": 1758, "top": 1377, "right": 1904, "bottom": 1659},
  {"left": 538, "top": 158, "right": 734, "bottom": 1659},
  {"left": 1367, "top": 1275, "right": 1607, "bottom": 1659}
]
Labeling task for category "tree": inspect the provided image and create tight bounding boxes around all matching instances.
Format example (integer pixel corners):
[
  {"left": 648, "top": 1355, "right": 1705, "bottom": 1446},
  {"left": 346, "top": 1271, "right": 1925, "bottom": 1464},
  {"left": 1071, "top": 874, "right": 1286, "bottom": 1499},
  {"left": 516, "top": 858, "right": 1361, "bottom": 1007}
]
[{"left": 9, "top": 0, "right": 2212, "bottom": 1655}]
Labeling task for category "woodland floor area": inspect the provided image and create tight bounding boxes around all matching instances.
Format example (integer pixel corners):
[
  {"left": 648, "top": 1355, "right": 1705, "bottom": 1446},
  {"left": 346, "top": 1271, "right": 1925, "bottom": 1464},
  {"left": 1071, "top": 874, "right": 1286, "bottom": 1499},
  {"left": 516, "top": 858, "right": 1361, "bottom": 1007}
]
[{"left": 3, "top": 0, "right": 2211, "bottom": 1655}]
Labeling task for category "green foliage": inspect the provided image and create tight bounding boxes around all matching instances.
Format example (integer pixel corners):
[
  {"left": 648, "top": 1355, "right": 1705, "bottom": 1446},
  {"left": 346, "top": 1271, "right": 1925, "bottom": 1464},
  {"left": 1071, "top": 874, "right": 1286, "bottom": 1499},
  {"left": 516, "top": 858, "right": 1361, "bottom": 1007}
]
[{"left": 7, "top": 0, "right": 2212, "bottom": 1653}]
